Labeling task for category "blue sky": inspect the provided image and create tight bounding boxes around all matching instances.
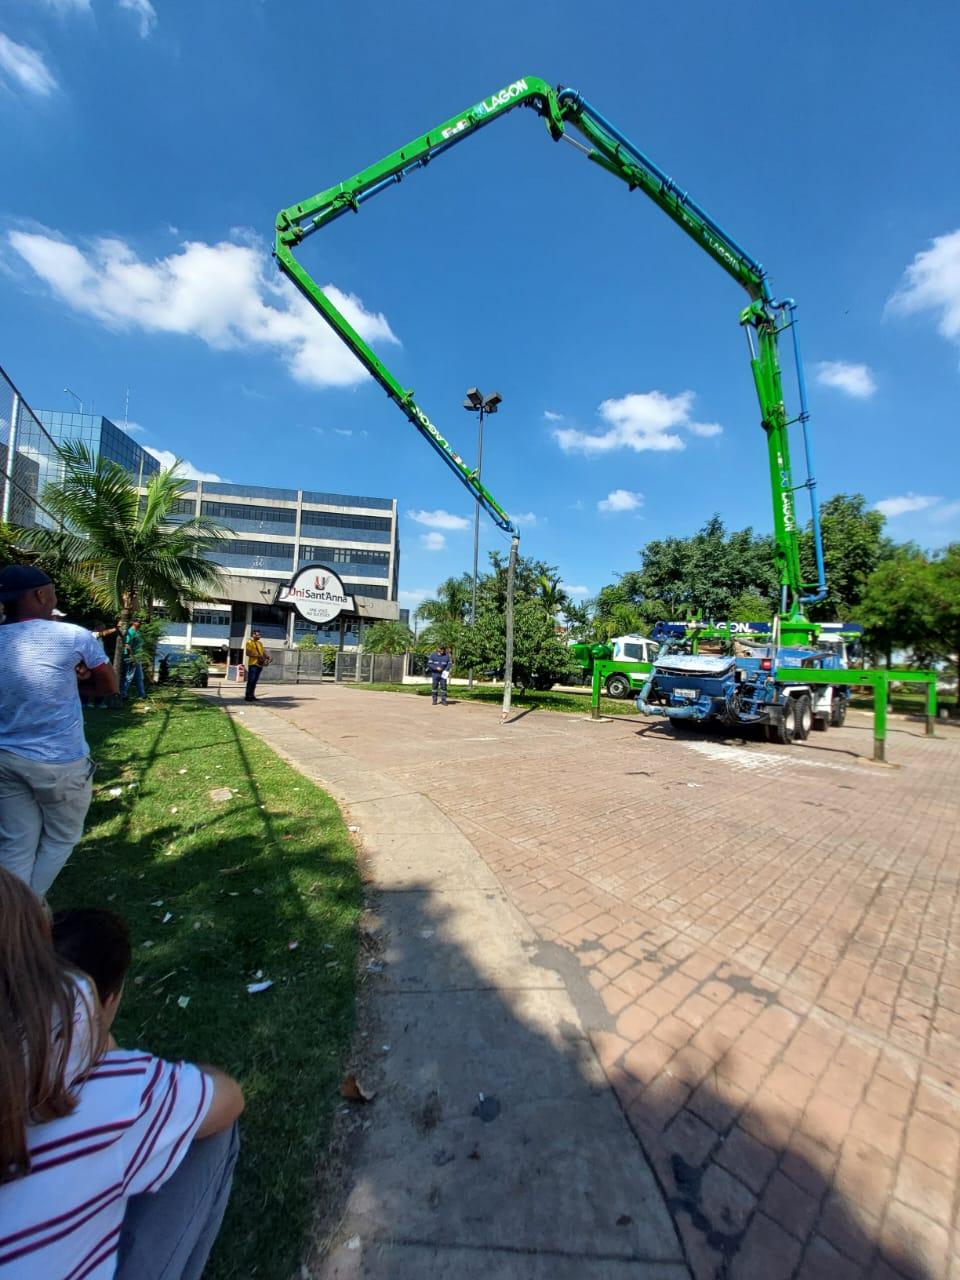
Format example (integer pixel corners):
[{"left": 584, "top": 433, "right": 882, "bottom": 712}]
[{"left": 2, "top": 1, "right": 959, "bottom": 614}]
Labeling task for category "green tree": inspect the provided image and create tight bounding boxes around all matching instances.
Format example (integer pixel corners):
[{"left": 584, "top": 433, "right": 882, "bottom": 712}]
[
  {"left": 800, "top": 493, "right": 895, "bottom": 621},
  {"left": 416, "top": 574, "right": 473, "bottom": 628},
  {"left": 727, "top": 591, "right": 773, "bottom": 624},
  {"left": 362, "top": 620, "right": 414, "bottom": 654},
  {"left": 1, "top": 520, "right": 104, "bottom": 631},
  {"left": 296, "top": 633, "right": 319, "bottom": 650},
  {"left": 457, "top": 596, "right": 576, "bottom": 692},
  {"left": 590, "top": 517, "right": 776, "bottom": 629},
  {"left": 859, "top": 551, "right": 939, "bottom": 668},
  {"left": 536, "top": 572, "right": 571, "bottom": 618},
  {"left": 22, "top": 443, "right": 227, "bottom": 678},
  {"left": 932, "top": 544, "right": 960, "bottom": 700}
]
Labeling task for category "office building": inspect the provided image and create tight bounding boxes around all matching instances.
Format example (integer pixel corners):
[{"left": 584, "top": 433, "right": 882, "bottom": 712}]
[
  {"left": 35, "top": 412, "right": 400, "bottom": 660},
  {"left": 157, "top": 480, "right": 400, "bottom": 661},
  {"left": 38, "top": 411, "right": 161, "bottom": 482}
]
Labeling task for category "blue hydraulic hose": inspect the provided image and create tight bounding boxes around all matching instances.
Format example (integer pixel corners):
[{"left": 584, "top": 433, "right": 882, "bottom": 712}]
[
  {"left": 558, "top": 88, "right": 771, "bottom": 301},
  {"left": 784, "top": 300, "right": 827, "bottom": 605}
]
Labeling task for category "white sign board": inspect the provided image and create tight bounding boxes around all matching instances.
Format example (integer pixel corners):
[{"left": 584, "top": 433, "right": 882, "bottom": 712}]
[{"left": 278, "top": 563, "right": 353, "bottom": 625}]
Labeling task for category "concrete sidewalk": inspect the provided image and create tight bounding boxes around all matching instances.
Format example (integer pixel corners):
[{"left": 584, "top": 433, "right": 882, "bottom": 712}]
[{"left": 213, "top": 693, "right": 687, "bottom": 1279}]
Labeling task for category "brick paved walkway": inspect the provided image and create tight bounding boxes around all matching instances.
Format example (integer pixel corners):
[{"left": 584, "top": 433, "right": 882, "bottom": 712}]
[{"left": 244, "top": 686, "right": 960, "bottom": 1279}]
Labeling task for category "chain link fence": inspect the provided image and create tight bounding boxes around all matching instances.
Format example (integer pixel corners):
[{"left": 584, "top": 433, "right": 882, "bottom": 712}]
[{"left": 0, "top": 363, "right": 63, "bottom": 531}]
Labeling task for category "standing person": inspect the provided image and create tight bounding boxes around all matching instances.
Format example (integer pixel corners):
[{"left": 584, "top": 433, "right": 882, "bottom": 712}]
[
  {"left": 0, "top": 867, "right": 244, "bottom": 1280},
  {"left": 244, "top": 628, "right": 271, "bottom": 702},
  {"left": 0, "top": 565, "right": 117, "bottom": 895},
  {"left": 87, "top": 620, "right": 119, "bottom": 710},
  {"left": 426, "top": 644, "right": 452, "bottom": 706},
  {"left": 122, "top": 619, "right": 146, "bottom": 700}
]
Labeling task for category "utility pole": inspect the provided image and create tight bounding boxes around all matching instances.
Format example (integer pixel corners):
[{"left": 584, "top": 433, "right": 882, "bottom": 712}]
[{"left": 463, "top": 388, "right": 502, "bottom": 689}]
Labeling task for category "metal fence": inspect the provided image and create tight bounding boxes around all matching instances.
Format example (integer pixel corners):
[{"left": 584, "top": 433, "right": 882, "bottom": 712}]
[
  {"left": 248, "top": 649, "right": 407, "bottom": 685},
  {"left": 0, "top": 364, "right": 63, "bottom": 531}
]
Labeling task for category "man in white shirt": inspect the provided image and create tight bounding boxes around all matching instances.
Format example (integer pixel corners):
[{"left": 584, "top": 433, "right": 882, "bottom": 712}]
[{"left": 0, "top": 564, "right": 118, "bottom": 894}]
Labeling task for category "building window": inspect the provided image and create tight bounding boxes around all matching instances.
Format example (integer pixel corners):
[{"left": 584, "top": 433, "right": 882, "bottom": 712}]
[
  {"left": 300, "top": 510, "right": 392, "bottom": 533},
  {"left": 216, "top": 539, "right": 295, "bottom": 560},
  {"left": 299, "top": 546, "right": 389, "bottom": 567},
  {"left": 201, "top": 501, "right": 296, "bottom": 525},
  {"left": 191, "top": 609, "right": 231, "bottom": 626}
]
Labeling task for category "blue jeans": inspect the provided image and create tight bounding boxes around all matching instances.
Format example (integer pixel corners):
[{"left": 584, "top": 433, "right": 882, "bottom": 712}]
[
  {"left": 430, "top": 671, "right": 448, "bottom": 704},
  {"left": 116, "top": 1123, "right": 240, "bottom": 1280},
  {"left": 123, "top": 661, "right": 145, "bottom": 699},
  {"left": 245, "top": 664, "right": 263, "bottom": 700}
]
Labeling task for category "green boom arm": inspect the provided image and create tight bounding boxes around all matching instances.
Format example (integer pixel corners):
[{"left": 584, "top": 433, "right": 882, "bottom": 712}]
[{"left": 275, "top": 77, "right": 828, "bottom": 626}]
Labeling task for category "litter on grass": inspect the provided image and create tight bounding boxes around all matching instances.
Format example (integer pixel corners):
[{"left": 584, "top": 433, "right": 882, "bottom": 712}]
[
  {"left": 177, "top": 995, "right": 190, "bottom": 1009},
  {"left": 246, "top": 980, "right": 273, "bottom": 994}
]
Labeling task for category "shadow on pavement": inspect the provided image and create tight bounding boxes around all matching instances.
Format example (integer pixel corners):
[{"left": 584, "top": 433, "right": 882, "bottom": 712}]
[{"left": 315, "top": 884, "right": 933, "bottom": 1280}]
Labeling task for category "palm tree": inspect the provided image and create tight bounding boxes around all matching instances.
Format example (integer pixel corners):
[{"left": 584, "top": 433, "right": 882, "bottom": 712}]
[
  {"left": 415, "top": 574, "right": 472, "bottom": 661},
  {"left": 536, "top": 573, "right": 571, "bottom": 619},
  {"left": 22, "top": 442, "right": 228, "bottom": 678}
]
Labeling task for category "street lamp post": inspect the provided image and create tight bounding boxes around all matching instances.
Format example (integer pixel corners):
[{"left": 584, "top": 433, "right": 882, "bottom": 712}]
[
  {"left": 462, "top": 387, "right": 502, "bottom": 689},
  {"left": 63, "top": 387, "right": 85, "bottom": 415}
]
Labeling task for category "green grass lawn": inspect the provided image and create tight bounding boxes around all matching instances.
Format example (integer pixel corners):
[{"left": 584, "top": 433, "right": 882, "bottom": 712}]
[
  {"left": 50, "top": 691, "right": 361, "bottom": 1280},
  {"left": 352, "top": 680, "right": 638, "bottom": 716},
  {"left": 850, "top": 687, "right": 956, "bottom": 715}
]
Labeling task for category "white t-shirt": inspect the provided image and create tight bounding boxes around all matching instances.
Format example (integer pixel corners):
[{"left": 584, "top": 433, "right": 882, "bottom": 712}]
[
  {"left": 0, "top": 1050, "right": 211, "bottom": 1278},
  {"left": 0, "top": 619, "right": 108, "bottom": 763}
]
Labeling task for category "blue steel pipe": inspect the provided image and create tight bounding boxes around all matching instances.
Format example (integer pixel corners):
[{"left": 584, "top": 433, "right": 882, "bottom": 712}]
[
  {"left": 784, "top": 300, "right": 827, "bottom": 605},
  {"left": 634, "top": 673, "right": 701, "bottom": 720},
  {"left": 558, "top": 88, "right": 771, "bottom": 301}
]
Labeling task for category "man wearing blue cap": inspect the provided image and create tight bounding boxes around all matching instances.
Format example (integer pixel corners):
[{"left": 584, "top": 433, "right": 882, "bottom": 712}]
[{"left": 0, "top": 564, "right": 118, "bottom": 894}]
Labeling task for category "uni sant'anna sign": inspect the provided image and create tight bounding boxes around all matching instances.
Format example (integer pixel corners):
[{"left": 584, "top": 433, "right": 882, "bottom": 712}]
[{"left": 278, "top": 563, "right": 353, "bottom": 625}]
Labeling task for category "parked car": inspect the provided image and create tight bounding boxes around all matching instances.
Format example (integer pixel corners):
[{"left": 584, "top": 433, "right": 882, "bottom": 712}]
[{"left": 158, "top": 650, "right": 209, "bottom": 688}]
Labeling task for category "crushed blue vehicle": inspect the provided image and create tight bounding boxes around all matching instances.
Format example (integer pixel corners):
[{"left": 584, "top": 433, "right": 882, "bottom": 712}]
[{"left": 635, "top": 621, "right": 861, "bottom": 744}]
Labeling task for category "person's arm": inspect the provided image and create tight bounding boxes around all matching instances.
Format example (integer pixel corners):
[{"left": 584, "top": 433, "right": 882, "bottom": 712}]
[
  {"left": 88, "top": 662, "right": 119, "bottom": 697},
  {"left": 194, "top": 1064, "right": 245, "bottom": 1138}
]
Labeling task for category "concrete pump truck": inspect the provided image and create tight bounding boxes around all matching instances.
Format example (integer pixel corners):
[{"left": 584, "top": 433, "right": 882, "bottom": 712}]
[{"left": 273, "top": 76, "right": 937, "bottom": 758}]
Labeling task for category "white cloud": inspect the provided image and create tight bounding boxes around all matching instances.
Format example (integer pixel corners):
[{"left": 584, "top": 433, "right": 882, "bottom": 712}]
[
  {"left": 420, "top": 532, "right": 446, "bottom": 551},
  {"left": 873, "top": 493, "right": 941, "bottom": 518},
  {"left": 408, "top": 509, "right": 469, "bottom": 530},
  {"left": 555, "top": 390, "right": 721, "bottom": 454},
  {"left": 334, "top": 428, "right": 352, "bottom": 437},
  {"left": 598, "top": 488, "right": 643, "bottom": 513},
  {"left": 561, "top": 583, "right": 589, "bottom": 598},
  {"left": 511, "top": 511, "right": 539, "bottom": 527},
  {"left": 398, "top": 588, "right": 429, "bottom": 607},
  {"left": 887, "top": 228, "right": 960, "bottom": 356},
  {"left": 144, "top": 448, "right": 224, "bottom": 483},
  {"left": 119, "top": 419, "right": 145, "bottom": 435},
  {"left": 8, "top": 229, "right": 399, "bottom": 389},
  {"left": 41, "top": 0, "right": 92, "bottom": 12},
  {"left": 815, "top": 361, "right": 877, "bottom": 399},
  {"left": 931, "top": 500, "right": 960, "bottom": 524},
  {"left": 0, "top": 35, "right": 58, "bottom": 97},
  {"left": 117, "top": 0, "right": 157, "bottom": 37},
  {"left": 542, "top": 410, "right": 563, "bottom": 422}
]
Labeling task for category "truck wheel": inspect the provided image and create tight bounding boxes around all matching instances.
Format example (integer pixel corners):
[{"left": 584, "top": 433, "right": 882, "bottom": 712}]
[
  {"left": 812, "top": 715, "right": 829, "bottom": 732},
  {"left": 831, "top": 697, "right": 847, "bottom": 727},
  {"left": 795, "top": 694, "right": 813, "bottom": 740},
  {"left": 605, "top": 673, "right": 632, "bottom": 699},
  {"left": 769, "top": 700, "right": 796, "bottom": 745}
]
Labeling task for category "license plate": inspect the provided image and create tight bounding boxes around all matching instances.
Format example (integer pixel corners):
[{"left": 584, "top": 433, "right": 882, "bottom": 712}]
[{"left": 674, "top": 688, "right": 698, "bottom": 699}]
